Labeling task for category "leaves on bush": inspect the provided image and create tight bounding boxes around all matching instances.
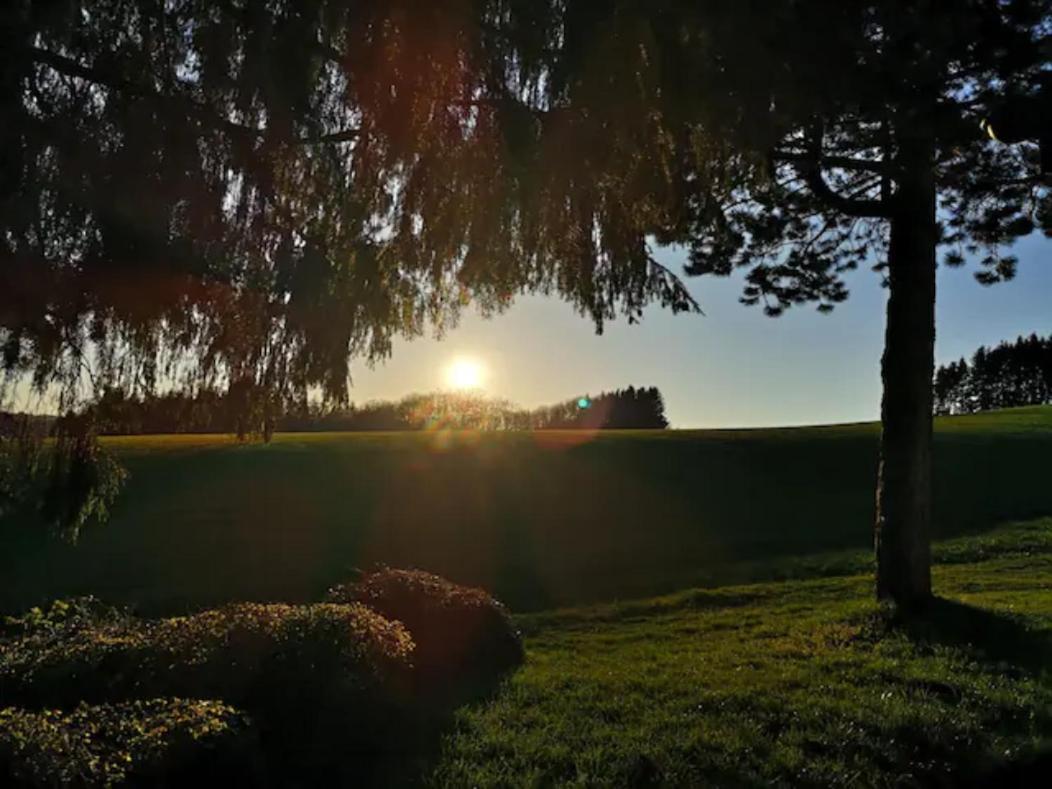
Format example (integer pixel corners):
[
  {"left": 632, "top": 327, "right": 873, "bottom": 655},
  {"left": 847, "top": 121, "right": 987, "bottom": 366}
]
[
  {"left": 0, "top": 699, "right": 255, "bottom": 786},
  {"left": 0, "top": 602, "right": 413, "bottom": 709},
  {"left": 0, "top": 572, "right": 524, "bottom": 784},
  {"left": 328, "top": 568, "right": 524, "bottom": 694}
]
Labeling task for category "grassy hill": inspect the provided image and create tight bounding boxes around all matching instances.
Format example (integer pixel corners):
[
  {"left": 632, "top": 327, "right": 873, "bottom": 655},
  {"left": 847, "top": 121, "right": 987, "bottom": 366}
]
[
  {"left": 2, "top": 405, "right": 1051, "bottom": 615},
  {"left": 428, "top": 519, "right": 1052, "bottom": 786},
  {"left": 2, "top": 409, "right": 1051, "bottom": 785}
]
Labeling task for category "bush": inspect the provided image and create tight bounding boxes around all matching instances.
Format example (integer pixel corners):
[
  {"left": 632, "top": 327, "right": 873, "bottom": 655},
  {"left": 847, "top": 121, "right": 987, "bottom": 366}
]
[
  {"left": 0, "top": 699, "right": 259, "bottom": 786},
  {"left": 327, "top": 569, "right": 524, "bottom": 694},
  {"left": 0, "top": 601, "right": 416, "bottom": 782},
  {"left": 0, "top": 575, "right": 522, "bottom": 783},
  {"left": 1, "top": 595, "right": 132, "bottom": 639},
  {"left": 0, "top": 602, "right": 412, "bottom": 708}
]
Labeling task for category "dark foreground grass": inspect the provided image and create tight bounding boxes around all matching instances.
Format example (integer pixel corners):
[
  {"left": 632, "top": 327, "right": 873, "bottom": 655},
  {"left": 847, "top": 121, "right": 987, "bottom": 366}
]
[
  {"left": 427, "top": 518, "right": 1052, "bottom": 787},
  {"left": 3, "top": 406, "right": 1051, "bottom": 615}
]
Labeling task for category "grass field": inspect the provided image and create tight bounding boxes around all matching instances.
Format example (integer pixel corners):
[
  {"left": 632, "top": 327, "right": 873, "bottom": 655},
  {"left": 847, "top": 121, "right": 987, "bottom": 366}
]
[
  {"left": 2, "top": 405, "right": 1051, "bottom": 615},
  {"left": 426, "top": 519, "right": 1052, "bottom": 786},
  {"left": 3, "top": 407, "right": 1051, "bottom": 785}
]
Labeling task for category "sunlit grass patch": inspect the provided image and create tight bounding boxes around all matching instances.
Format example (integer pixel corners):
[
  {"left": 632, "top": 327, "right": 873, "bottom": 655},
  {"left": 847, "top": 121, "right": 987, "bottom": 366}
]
[{"left": 430, "top": 524, "right": 1052, "bottom": 787}]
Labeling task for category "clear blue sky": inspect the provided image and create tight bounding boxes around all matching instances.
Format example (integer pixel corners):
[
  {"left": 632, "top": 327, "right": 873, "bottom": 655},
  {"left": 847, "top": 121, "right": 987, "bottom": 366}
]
[{"left": 348, "top": 234, "right": 1052, "bottom": 428}]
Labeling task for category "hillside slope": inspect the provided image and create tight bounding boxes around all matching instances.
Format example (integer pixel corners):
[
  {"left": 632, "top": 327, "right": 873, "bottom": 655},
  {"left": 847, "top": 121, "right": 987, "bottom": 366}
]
[
  {"left": 2, "top": 406, "right": 1050, "bottom": 614},
  {"left": 430, "top": 518, "right": 1052, "bottom": 786}
]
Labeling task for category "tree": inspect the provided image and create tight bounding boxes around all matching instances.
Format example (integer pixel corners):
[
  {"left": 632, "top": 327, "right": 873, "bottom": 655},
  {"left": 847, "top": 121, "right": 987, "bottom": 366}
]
[
  {"left": 934, "top": 334, "right": 1052, "bottom": 414},
  {"left": 933, "top": 358, "right": 969, "bottom": 415},
  {"left": 2, "top": 0, "right": 699, "bottom": 532},
  {"left": 519, "top": 1, "right": 1049, "bottom": 609},
  {"left": 2, "top": 2, "right": 1050, "bottom": 606},
  {"left": 1, "top": 0, "right": 697, "bottom": 417},
  {"left": 530, "top": 387, "right": 670, "bottom": 429},
  {"left": 657, "top": 2, "right": 1051, "bottom": 610}
]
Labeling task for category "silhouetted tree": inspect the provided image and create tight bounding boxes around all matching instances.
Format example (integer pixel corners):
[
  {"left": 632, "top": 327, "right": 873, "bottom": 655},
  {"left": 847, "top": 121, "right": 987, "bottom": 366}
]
[
  {"left": 646, "top": 3, "right": 1050, "bottom": 609},
  {"left": 519, "top": 2, "right": 1052, "bottom": 606},
  {"left": 530, "top": 387, "right": 669, "bottom": 429},
  {"left": 934, "top": 359, "right": 970, "bottom": 415},
  {"left": 2, "top": 1, "right": 699, "bottom": 531},
  {"left": 934, "top": 334, "right": 1052, "bottom": 415},
  {"left": 1, "top": 1, "right": 697, "bottom": 418}
]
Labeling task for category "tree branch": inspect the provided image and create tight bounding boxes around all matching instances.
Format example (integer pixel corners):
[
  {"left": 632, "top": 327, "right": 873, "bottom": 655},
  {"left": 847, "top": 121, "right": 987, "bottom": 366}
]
[
  {"left": 801, "top": 164, "right": 890, "bottom": 217},
  {"left": 792, "top": 125, "right": 892, "bottom": 218},
  {"left": 646, "top": 254, "right": 704, "bottom": 316},
  {"left": 27, "top": 47, "right": 359, "bottom": 145},
  {"left": 772, "top": 150, "right": 886, "bottom": 175}
]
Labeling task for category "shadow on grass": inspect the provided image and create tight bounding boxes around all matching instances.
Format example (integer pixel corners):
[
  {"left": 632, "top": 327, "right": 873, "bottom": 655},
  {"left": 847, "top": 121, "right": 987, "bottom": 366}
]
[
  {"left": 893, "top": 597, "right": 1052, "bottom": 679},
  {"left": 367, "top": 679, "right": 513, "bottom": 788},
  {"left": 967, "top": 745, "right": 1052, "bottom": 789},
  {"left": 886, "top": 597, "right": 1052, "bottom": 788}
]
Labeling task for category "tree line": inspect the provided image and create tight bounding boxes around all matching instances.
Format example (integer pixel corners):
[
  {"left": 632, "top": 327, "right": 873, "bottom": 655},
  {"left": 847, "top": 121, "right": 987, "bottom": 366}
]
[
  {"left": 934, "top": 334, "right": 1052, "bottom": 416},
  {"left": 82, "top": 386, "right": 669, "bottom": 435}
]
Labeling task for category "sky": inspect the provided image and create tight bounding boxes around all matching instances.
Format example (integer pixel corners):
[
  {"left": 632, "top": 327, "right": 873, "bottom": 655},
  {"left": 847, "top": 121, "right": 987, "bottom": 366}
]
[{"left": 346, "top": 234, "right": 1052, "bottom": 429}]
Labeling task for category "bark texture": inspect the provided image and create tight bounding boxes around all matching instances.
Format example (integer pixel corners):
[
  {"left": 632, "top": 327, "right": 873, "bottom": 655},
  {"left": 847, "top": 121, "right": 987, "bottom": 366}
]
[{"left": 875, "top": 133, "right": 938, "bottom": 609}]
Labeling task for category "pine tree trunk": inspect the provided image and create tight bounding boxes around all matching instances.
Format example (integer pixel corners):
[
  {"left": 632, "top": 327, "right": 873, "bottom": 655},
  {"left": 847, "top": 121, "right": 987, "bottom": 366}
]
[{"left": 874, "top": 134, "right": 937, "bottom": 610}]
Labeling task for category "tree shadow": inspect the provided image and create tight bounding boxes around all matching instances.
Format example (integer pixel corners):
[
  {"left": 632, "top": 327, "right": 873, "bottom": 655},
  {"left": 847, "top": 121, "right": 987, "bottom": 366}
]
[
  {"left": 889, "top": 596, "right": 1052, "bottom": 679},
  {"left": 966, "top": 745, "right": 1052, "bottom": 789},
  {"left": 877, "top": 597, "right": 1052, "bottom": 787}
]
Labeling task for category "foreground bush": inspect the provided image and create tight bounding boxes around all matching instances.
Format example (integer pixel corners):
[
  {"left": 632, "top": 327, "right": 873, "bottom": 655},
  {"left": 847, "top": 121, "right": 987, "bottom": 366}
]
[
  {"left": 0, "top": 699, "right": 258, "bottom": 786},
  {"left": 328, "top": 569, "right": 524, "bottom": 693},
  {"left": 0, "top": 595, "right": 132, "bottom": 638},
  {"left": 0, "top": 575, "right": 525, "bottom": 784},
  {"left": 1, "top": 601, "right": 412, "bottom": 708},
  {"left": 0, "top": 601, "right": 416, "bottom": 783}
]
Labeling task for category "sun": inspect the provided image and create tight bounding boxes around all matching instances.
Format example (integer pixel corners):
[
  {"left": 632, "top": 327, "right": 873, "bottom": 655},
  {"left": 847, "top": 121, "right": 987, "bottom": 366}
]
[{"left": 445, "top": 357, "right": 485, "bottom": 390}]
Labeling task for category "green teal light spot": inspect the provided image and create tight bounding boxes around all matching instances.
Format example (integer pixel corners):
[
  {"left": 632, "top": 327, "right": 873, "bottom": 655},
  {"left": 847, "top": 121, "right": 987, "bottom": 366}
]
[{"left": 577, "top": 397, "right": 591, "bottom": 409}]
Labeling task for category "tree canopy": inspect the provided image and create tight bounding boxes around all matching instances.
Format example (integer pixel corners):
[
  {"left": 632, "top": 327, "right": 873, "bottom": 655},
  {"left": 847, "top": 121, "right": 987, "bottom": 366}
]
[
  {"left": 3, "top": 1, "right": 1049, "bottom": 413},
  {"left": 2, "top": 0, "right": 703, "bottom": 416}
]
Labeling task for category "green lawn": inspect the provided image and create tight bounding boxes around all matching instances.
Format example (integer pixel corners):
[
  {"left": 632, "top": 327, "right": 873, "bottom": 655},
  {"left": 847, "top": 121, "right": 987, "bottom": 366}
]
[
  {"left": 428, "top": 519, "right": 1052, "bottom": 786},
  {"left": 3, "top": 408, "right": 1052, "bottom": 785},
  {"left": 2, "top": 405, "right": 1051, "bottom": 615}
]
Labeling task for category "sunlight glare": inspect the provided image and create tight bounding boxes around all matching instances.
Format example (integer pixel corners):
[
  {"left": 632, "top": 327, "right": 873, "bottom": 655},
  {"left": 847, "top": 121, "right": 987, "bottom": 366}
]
[{"left": 446, "top": 357, "right": 486, "bottom": 390}]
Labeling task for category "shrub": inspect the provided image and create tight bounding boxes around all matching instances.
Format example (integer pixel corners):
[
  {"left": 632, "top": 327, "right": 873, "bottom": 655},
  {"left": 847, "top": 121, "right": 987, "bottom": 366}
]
[
  {"left": 0, "top": 596, "right": 132, "bottom": 639},
  {"left": 0, "top": 699, "right": 259, "bottom": 786},
  {"left": 0, "top": 602, "right": 413, "bottom": 709},
  {"left": 0, "top": 578, "right": 521, "bottom": 783},
  {"left": 0, "top": 601, "right": 416, "bottom": 782},
  {"left": 327, "top": 569, "right": 524, "bottom": 694}
]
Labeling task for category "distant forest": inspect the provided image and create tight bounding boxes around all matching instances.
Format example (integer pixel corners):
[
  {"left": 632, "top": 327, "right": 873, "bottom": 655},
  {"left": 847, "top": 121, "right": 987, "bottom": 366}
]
[
  {"left": 71, "top": 385, "right": 670, "bottom": 436},
  {"left": 934, "top": 334, "right": 1052, "bottom": 415}
]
